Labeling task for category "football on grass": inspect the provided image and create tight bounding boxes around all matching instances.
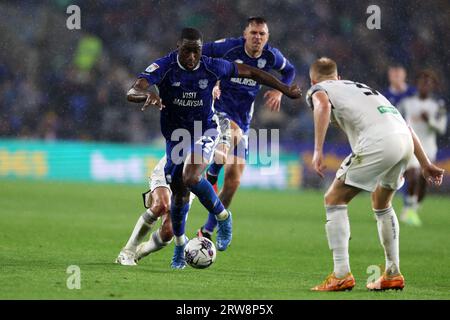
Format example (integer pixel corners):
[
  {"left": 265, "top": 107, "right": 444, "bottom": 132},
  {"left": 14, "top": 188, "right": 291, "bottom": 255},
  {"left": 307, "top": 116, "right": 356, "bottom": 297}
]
[{"left": 184, "top": 237, "right": 216, "bottom": 269}]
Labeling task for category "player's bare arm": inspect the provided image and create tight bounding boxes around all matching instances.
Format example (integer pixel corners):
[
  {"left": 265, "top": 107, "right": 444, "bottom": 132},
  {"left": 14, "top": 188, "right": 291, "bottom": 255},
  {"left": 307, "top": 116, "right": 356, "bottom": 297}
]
[
  {"left": 409, "top": 126, "right": 445, "bottom": 186},
  {"left": 235, "top": 63, "right": 301, "bottom": 99},
  {"left": 311, "top": 91, "right": 332, "bottom": 178},
  {"left": 127, "top": 78, "right": 164, "bottom": 111}
]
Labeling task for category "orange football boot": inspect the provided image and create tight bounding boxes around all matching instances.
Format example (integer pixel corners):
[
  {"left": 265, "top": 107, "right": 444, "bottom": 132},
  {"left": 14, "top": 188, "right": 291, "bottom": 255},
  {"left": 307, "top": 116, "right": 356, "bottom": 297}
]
[
  {"left": 311, "top": 272, "right": 356, "bottom": 292},
  {"left": 367, "top": 272, "right": 405, "bottom": 291}
]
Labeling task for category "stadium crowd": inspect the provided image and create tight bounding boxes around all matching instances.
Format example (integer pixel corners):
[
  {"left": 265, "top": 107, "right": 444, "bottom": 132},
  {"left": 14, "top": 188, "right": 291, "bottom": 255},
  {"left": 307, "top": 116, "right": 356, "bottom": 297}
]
[{"left": 0, "top": 0, "right": 448, "bottom": 149}]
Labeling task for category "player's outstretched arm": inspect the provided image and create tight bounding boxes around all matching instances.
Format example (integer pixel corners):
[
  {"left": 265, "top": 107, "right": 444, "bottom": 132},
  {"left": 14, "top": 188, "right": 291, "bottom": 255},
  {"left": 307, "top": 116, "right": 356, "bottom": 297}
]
[
  {"left": 311, "top": 91, "right": 332, "bottom": 178},
  {"left": 127, "top": 78, "right": 164, "bottom": 111},
  {"left": 409, "top": 126, "right": 445, "bottom": 186},
  {"left": 235, "top": 63, "right": 301, "bottom": 99}
]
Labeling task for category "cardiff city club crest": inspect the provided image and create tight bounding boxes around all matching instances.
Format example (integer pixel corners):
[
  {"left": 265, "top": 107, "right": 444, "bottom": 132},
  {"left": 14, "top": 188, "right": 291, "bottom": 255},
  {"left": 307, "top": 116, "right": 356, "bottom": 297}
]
[
  {"left": 257, "top": 58, "right": 266, "bottom": 69},
  {"left": 198, "top": 79, "right": 208, "bottom": 89}
]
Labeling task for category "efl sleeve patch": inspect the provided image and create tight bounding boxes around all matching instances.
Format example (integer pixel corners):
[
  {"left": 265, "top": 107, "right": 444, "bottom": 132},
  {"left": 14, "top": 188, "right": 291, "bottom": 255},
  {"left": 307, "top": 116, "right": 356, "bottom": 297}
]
[{"left": 145, "top": 63, "right": 160, "bottom": 73}]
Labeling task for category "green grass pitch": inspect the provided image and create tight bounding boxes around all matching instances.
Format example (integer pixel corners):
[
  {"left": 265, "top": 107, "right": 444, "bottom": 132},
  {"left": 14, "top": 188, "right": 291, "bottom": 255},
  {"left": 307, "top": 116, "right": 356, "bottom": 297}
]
[{"left": 1, "top": 180, "right": 449, "bottom": 300}]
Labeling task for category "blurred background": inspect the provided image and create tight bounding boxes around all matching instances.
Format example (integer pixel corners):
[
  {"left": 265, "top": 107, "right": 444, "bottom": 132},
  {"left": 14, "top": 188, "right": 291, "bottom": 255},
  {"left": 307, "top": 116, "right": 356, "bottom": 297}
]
[{"left": 0, "top": 0, "right": 449, "bottom": 192}]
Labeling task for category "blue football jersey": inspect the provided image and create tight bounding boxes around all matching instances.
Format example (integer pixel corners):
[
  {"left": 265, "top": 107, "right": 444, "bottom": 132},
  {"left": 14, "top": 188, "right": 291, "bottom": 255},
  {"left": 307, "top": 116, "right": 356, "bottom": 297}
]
[
  {"left": 382, "top": 85, "right": 416, "bottom": 107},
  {"left": 138, "top": 51, "right": 238, "bottom": 140},
  {"left": 202, "top": 37, "right": 296, "bottom": 132}
]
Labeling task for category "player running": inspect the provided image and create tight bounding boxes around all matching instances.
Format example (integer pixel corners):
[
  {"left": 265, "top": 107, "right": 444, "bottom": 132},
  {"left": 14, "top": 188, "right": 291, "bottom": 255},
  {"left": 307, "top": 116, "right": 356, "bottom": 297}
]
[
  {"left": 306, "top": 58, "right": 444, "bottom": 291},
  {"left": 197, "top": 17, "right": 296, "bottom": 250},
  {"left": 398, "top": 70, "right": 447, "bottom": 226},
  {"left": 126, "top": 28, "right": 301, "bottom": 269}
]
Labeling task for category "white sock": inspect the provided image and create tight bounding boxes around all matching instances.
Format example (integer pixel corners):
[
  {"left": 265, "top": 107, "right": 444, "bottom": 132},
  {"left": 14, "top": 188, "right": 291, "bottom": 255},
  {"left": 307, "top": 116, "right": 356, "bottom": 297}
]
[
  {"left": 215, "top": 209, "right": 229, "bottom": 221},
  {"left": 138, "top": 229, "right": 172, "bottom": 258},
  {"left": 174, "top": 235, "right": 187, "bottom": 246},
  {"left": 404, "top": 195, "right": 418, "bottom": 211},
  {"left": 374, "top": 206, "right": 400, "bottom": 275},
  {"left": 124, "top": 209, "right": 158, "bottom": 251},
  {"left": 325, "top": 205, "right": 351, "bottom": 278}
]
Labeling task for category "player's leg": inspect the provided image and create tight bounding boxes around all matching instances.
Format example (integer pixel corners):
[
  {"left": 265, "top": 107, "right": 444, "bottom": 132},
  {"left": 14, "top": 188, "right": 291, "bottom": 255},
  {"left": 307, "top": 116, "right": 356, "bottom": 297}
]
[
  {"left": 367, "top": 134, "right": 413, "bottom": 290},
  {"left": 206, "top": 119, "right": 243, "bottom": 187},
  {"left": 169, "top": 179, "right": 191, "bottom": 269},
  {"left": 183, "top": 154, "right": 229, "bottom": 221},
  {"left": 417, "top": 175, "right": 428, "bottom": 203},
  {"left": 367, "top": 185, "right": 405, "bottom": 290},
  {"left": 311, "top": 178, "right": 359, "bottom": 291},
  {"left": 184, "top": 142, "right": 233, "bottom": 250},
  {"left": 200, "top": 127, "right": 247, "bottom": 246},
  {"left": 221, "top": 155, "right": 246, "bottom": 208},
  {"left": 135, "top": 187, "right": 174, "bottom": 261},
  {"left": 116, "top": 157, "right": 171, "bottom": 265},
  {"left": 200, "top": 156, "right": 245, "bottom": 239}
]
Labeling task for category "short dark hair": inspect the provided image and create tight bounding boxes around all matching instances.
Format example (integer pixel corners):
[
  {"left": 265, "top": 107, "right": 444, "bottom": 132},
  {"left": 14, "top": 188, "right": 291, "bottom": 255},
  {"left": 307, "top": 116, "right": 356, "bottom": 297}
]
[
  {"left": 180, "top": 27, "right": 203, "bottom": 42},
  {"left": 417, "top": 69, "right": 439, "bottom": 85},
  {"left": 247, "top": 16, "right": 267, "bottom": 26}
]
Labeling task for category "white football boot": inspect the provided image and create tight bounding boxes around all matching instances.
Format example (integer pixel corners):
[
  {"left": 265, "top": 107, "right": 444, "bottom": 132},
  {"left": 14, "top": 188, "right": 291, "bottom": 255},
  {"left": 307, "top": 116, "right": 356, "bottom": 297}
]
[{"left": 115, "top": 248, "right": 137, "bottom": 266}]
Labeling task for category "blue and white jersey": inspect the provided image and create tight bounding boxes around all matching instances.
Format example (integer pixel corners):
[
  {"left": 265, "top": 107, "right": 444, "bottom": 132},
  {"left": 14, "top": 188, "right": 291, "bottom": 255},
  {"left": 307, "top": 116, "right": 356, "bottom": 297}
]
[
  {"left": 381, "top": 85, "right": 416, "bottom": 107},
  {"left": 202, "top": 37, "right": 296, "bottom": 132},
  {"left": 138, "top": 51, "right": 238, "bottom": 140}
]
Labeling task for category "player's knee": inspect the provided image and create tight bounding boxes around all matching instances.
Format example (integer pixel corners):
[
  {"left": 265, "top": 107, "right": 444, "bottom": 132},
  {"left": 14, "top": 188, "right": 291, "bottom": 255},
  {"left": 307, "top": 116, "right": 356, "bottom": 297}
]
[
  {"left": 324, "top": 191, "right": 333, "bottom": 205},
  {"left": 371, "top": 198, "right": 391, "bottom": 210},
  {"left": 151, "top": 200, "right": 170, "bottom": 216},
  {"left": 182, "top": 172, "right": 201, "bottom": 188},
  {"left": 324, "top": 191, "right": 344, "bottom": 206}
]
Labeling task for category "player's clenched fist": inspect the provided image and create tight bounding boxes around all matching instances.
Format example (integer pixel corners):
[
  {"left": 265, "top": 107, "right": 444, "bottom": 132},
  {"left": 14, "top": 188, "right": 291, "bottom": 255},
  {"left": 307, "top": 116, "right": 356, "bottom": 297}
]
[
  {"left": 422, "top": 163, "right": 445, "bottom": 186},
  {"left": 285, "top": 84, "right": 302, "bottom": 99}
]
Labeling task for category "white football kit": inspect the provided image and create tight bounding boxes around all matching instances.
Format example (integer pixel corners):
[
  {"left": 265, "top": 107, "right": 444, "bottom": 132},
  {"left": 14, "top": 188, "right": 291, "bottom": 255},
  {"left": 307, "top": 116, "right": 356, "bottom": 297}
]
[
  {"left": 149, "top": 155, "right": 170, "bottom": 191},
  {"left": 147, "top": 155, "right": 195, "bottom": 203},
  {"left": 307, "top": 80, "right": 414, "bottom": 192},
  {"left": 398, "top": 95, "right": 447, "bottom": 169}
]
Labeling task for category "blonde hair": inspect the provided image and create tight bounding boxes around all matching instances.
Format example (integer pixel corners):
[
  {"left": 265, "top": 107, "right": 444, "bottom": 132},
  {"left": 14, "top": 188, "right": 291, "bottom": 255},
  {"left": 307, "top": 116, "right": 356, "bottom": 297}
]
[{"left": 310, "top": 57, "right": 338, "bottom": 82}]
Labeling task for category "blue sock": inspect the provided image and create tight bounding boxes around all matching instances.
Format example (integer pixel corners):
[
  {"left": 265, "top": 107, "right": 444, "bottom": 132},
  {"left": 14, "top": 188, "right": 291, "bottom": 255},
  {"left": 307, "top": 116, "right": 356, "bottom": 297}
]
[
  {"left": 170, "top": 201, "right": 190, "bottom": 237},
  {"left": 190, "top": 177, "right": 225, "bottom": 215},
  {"left": 204, "top": 213, "right": 218, "bottom": 233},
  {"left": 208, "top": 162, "right": 224, "bottom": 176}
]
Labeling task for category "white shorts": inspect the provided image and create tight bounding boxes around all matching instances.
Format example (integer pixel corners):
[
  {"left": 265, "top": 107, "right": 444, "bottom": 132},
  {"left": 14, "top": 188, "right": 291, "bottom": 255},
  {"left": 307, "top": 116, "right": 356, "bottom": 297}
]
[
  {"left": 336, "top": 134, "right": 414, "bottom": 192},
  {"left": 149, "top": 156, "right": 170, "bottom": 192},
  {"left": 147, "top": 155, "right": 195, "bottom": 203}
]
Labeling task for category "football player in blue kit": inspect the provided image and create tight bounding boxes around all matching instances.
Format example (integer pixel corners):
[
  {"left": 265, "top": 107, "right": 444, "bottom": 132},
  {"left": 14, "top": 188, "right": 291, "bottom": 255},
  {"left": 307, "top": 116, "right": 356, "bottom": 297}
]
[
  {"left": 197, "top": 17, "right": 296, "bottom": 250},
  {"left": 126, "top": 28, "right": 301, "bottom": 268}
]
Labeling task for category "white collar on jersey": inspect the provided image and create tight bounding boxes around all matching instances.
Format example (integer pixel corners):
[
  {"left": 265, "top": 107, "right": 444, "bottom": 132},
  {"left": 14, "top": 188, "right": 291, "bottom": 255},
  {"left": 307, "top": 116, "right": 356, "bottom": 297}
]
[{"left": 177, "top": 54, "right": 201, "bottom": 71}]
